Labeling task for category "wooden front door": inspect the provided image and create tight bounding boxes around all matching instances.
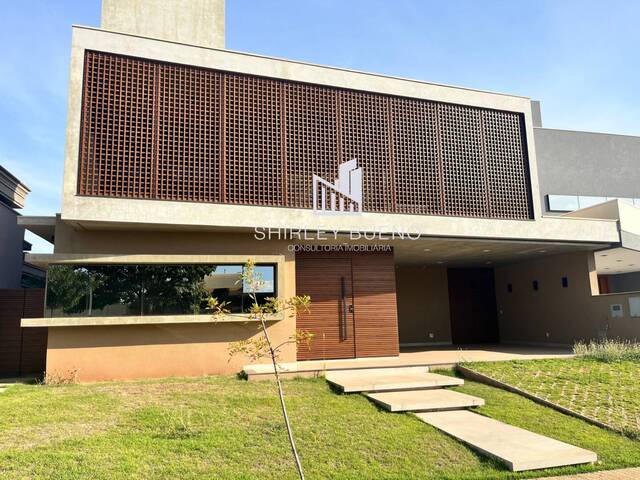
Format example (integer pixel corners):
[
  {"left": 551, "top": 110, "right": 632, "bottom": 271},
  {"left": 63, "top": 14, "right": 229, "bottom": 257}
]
[
  {"left": 296, "top": 256, "right": 356, "bottom": 360},
  {"left": 448, "top": 268, "right": 499, "bottom": 344}
]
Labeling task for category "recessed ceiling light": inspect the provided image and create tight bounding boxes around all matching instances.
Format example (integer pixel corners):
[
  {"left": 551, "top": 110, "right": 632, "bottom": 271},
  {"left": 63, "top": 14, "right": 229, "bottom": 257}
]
[
  {"left": 436, "top": 261, "right": 444, "bottom": 264},
  {"left": 539, "top": 250, "right": 547, "bottom": 253},
  {"left": 629, "top": 264, "right": 635, "bottom": 267},
  {"left": 485, "top": 261, "right": 492, "bottom": 265},
  {"left": 423, "top": 248, "right": 431, "bottom": 252},
  {"left": 600, "top": 254, "right": 608, "bottom": 257},
  {"left": 616, "top": 260, "right": 622, "bottom": 262},
  {"left": 483, "top": 249, "right": 491, "bottom": 253},
  {"left": 605, "top": 267, "right": 610, "bottom": 270}
]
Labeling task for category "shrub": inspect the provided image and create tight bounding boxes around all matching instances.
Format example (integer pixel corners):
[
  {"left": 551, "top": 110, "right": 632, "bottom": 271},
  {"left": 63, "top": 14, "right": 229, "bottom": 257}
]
[{"left": 573, "top": 339, "right": 640, "bottom": 362}]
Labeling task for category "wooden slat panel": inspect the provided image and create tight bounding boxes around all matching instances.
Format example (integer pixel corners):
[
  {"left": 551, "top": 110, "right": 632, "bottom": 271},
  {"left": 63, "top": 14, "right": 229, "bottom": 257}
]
[
  {"left": 0, "top": 289, "right": 47, "bottom": 376},
  {"left": 225, "top": 73, "right": 282, "bottom": 206},
  {"left": 352, "top": 253, "right": 399, "bottom": 358},
  {"left": 0, "top": 290, "right": 23, "bottom": 376},
  {"left": 78, "top": 50, "right": 533, "bottom": 220},
  {"left": 20, "top": 289, "right": 47, "bottom": 375},
  {"left": 296, "top": 252, "right": 399, "bottom": 360},
  {"left": 296, "top": 256, "right": 355, "bottom": 360}
]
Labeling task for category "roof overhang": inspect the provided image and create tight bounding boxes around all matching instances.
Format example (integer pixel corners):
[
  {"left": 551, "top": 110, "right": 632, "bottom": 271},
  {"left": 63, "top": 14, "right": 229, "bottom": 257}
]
[
  {"left": 0, "top": 165, "right": 29, "bottom": 209},
  {"left": 17, "top": 215, "right": 56, "bottom": 244}
]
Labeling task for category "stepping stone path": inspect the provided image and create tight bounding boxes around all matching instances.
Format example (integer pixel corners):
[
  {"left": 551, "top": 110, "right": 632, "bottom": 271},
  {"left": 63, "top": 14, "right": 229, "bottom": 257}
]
[{"left": 326, "top": 367, "right": 597, "bottom": 472}]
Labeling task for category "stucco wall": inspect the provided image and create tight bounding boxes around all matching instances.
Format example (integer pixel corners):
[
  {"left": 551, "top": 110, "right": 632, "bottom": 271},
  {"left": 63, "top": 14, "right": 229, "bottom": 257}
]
[
  {"left": 495, "top": 250, "right": 640, "bottom": 345},
  {"left": 46, "top": 221, "right": 298, "bottom": 381},
  {"left": 395, "top": 266, "right": 452, "bottom": 345},
  {"left": 535, "top": 128, "right": 640, "bottom": 213},
  {"left": 0, "top": 204, "right": 24, "bottom": 288}
]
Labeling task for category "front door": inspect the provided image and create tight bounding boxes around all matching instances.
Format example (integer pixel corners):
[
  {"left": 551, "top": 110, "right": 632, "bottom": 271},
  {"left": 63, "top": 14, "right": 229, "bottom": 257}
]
[
  {"left": 296, "top": 256, "right": 356, "bottom": 360},
  {"left": 448, "top": 268, "right": 499, "bottom": 344}
]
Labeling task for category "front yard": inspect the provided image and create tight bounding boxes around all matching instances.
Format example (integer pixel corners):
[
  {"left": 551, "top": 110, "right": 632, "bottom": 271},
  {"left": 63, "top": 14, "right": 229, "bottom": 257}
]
[
  {"left": 1, "top": 366, "right": 640, "bottom": 479},
  {"left": 462, "top": 358, "right": 640, "bottom": 437}
]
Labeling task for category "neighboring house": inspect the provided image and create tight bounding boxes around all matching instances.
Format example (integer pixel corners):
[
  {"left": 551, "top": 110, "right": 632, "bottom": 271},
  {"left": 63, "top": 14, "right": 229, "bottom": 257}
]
[
  {"left": 18, "top": 0, "right": 640, "bottom": 381},
  {"left": 0, "top": 165, "right": 45, "bottom": 288}
]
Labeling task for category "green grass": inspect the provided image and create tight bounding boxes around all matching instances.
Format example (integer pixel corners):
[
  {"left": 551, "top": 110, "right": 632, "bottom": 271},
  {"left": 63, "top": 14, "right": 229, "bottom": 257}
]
[
  {"left": 462, "top": 358, "right": 640, "bottom": 437},
  {"left": 1, "top": 372, "right": 639, "bottom": 479}
]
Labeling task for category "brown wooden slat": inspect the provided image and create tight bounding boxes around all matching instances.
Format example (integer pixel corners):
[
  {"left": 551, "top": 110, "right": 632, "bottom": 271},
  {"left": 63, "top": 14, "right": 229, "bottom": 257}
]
[
  {"left": 296, "top": 252, "right": 398, "bottom": 360},
  {"left": 296, "top": 256, "right": 355, "bottom": 360},
  {"left": 352, "top": 253, "right": 399, "bottom": 358},
  {"left": 77, "top": 50, "right": 533, "bottom": 220},
  {"left": 0, "top": 289, "right": 47, "bottom": 376}
]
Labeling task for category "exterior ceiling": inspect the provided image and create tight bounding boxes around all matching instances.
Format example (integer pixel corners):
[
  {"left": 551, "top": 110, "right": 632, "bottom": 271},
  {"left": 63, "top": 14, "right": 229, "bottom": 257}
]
[
  {"left": 391, "top": 237, "right": 599, "bottom": 267},
  {"left": 595, "top": 247, "right": 640, "bottom": 275}
]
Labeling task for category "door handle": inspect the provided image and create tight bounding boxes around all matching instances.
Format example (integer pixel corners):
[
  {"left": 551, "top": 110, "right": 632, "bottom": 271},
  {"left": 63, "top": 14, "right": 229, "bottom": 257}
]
[
  {"left": 340, "top": 277, "right": 347, "bottom": 341},
  {"left": 348, "top": 304, "right": 354, "bottom": 314}
]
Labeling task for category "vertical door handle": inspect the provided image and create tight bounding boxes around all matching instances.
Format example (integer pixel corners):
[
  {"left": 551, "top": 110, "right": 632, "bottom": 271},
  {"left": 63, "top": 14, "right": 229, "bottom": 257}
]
[{"left": 340, "top": 277, "right": 347, "bottom": 341}]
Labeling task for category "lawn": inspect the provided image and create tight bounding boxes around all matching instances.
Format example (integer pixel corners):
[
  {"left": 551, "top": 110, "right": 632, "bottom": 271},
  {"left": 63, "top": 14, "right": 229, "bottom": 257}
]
[
  {"left": 462, "top": 358, "right": 640, "bottom": 437},
  {"left": 0, "top": 372, "right": 639, "bottom": 479}
]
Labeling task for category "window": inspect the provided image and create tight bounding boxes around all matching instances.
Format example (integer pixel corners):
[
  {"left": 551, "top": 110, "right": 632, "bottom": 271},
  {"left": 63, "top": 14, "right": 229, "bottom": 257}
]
[
  {"left": 45, "top": 263, "right": 276, "bottom": 317},
  {"left": 547, "top": 195, "right": 579, "bottom": 212},
  {"left": 577, "top": 196, "right": 606, "bottom": 209}
]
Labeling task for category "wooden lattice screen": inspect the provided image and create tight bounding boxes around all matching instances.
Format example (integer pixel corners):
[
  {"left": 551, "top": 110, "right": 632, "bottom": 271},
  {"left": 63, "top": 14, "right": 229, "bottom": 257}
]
[{"left": 78, "top": 50, "right": 533, "bottom": 219}]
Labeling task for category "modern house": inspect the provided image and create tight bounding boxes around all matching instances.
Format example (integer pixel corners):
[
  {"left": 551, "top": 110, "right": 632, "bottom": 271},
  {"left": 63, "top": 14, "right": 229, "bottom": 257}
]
[{"left": 20, "top": 0, "right": 640, "bottom": 381}]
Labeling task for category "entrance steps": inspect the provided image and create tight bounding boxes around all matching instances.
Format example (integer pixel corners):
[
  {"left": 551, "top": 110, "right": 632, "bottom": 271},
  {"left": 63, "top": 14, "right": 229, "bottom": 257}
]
[
  {"left": 326, "top": 368, "right": 463, "bottom": 393},
  {"left": 327, "top": 367, "right": 597, "bottom": 472},
  {"left": 366, "top": 389, "right": 484, "bottom": 412},
  {"left": 417, "top": 410, "right": 598, "bottom": 472}
]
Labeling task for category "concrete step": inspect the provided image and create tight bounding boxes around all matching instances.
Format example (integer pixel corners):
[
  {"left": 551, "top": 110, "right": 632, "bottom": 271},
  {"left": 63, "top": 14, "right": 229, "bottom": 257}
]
[
  {"left": 416, "top": 410, "right": 597, "bottom": 472},
  {"left": 366, "top": 388, "right": 484, "bottom": 412},
  {"left": 326, "top": 370, "right": 463, "bottom": 393}
]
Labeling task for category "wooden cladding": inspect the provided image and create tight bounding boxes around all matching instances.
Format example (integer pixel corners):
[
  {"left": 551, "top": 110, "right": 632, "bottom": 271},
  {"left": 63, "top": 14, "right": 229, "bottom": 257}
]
[
  {"left": 296, "top": 252, "right": 399, "bottom": 360},
  {"left": 0, "top": 289, "right": 47, "bottom": 376},
  {"left": 79, "top": 50, "right": 533, "bottom": 219}
]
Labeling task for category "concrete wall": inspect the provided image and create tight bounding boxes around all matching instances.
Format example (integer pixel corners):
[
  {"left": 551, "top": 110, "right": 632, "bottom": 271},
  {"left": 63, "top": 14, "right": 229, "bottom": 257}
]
[
  {"left": 495, "top": 250, "right": 640, "bottom": 345},
  {"left": 45, "top": 221, "right": 297, "bottom": 381},
  {"left": 535, "top": 128, "right": 640, "bottom": 213},
  {"left": 0, "top": 204, "right": 24, "bottom": 288},
  {"left": 101, "top": 0, "right": 224, "bottom": 49},
  {"left": 395, "top": 267, "right": 452, "bottom": 345}
]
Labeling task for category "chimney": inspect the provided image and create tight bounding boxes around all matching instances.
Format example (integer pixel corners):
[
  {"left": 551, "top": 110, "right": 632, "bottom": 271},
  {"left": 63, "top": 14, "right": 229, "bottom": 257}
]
[{"left": 101, "top": 0, "right": 225, "bottom": 49}]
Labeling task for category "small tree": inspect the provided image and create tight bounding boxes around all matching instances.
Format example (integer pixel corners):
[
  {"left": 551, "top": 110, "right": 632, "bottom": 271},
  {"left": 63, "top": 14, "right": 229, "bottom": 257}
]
[{"left": 210, "top": 260, "right": 312, "bottom": 480}]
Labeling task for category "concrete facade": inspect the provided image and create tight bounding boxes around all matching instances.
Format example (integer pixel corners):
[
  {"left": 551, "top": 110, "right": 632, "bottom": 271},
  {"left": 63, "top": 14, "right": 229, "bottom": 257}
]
[
  {"left": 496, "top": 250, "right": 640, "bottom": 345},
  {"left": 101, "top": 0, "right": 225, "bottom": 49},
  {"left": 535, "top": 128, "right": 640, "bottom": 213},
  {"left": 36, "top": 223, "right": 298, "bottom": 381}
]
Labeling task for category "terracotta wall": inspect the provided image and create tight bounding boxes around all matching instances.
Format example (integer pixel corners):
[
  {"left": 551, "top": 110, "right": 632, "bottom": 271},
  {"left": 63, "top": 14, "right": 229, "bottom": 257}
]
[
  {"left": 46, "top": 221, "right": 297, "bottom": 381},
  {"left": 495, "top": 250, "right": 640, "bottom": 345},
  {"left": 395, "top": 266, "right": 452, "bottom": 345}
]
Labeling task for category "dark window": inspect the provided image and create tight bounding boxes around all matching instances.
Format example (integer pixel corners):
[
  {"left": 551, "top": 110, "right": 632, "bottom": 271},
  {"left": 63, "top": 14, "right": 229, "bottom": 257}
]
[
  {"left": 532, "top": 280, "right": 539, "bottom": 291},
  {"left": 44, "top": 263, "right": 276, "bottom": 317},
  {"left": 507, "top": 283, "right": 513, "bottom": 293},
  {"left": 562, "top": 276, "right": 569, "bottom": 288}
]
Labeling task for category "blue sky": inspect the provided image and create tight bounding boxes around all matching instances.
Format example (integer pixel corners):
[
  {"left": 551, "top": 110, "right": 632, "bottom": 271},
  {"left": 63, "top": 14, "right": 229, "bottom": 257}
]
[{"left": 1, "top": 0, "right": 639, "bottom": 252}]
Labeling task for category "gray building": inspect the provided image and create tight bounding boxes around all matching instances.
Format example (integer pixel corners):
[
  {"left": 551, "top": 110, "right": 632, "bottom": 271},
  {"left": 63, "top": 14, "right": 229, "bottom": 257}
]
[
  {"left": 533, "top": 105, "right": 640, "bottom": 214},
  {"left": 0, "top": 166, "right": 44, "bottom": 288}
]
